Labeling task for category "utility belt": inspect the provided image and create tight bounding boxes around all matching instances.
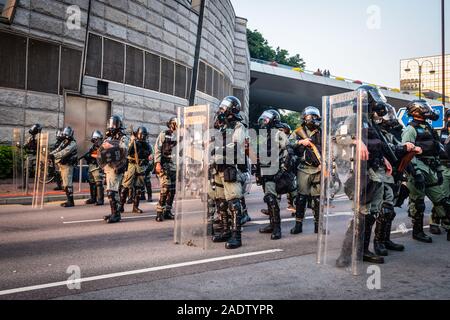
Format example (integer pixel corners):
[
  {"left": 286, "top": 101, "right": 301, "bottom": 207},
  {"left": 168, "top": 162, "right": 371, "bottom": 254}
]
[
  {"left": 127, "top": 157, "right": 147, "bottom": 166},
  {"left": 417, "top": 157, "right": 441, "bottom": 171}
]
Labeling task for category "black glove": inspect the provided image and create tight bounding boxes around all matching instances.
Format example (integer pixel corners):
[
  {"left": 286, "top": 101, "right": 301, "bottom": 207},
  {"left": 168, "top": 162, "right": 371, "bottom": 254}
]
[{"left": 414, "top": 174, "right": 426, "bottom": 192}]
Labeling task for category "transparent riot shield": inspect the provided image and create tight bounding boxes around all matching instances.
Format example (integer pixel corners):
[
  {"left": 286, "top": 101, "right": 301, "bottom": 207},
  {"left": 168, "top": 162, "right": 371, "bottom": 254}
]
[
  {"left": 317, "top": 90, "right": 368, "bottom": 276},
  {"left": 12, "top": 128, "right": 25, "bottom": 194},
  {"left": 174, "top": 105, "right": 211, "bottom": 249},
  {"left": 32, "top": 132, "right": 50, "bottom": 209}
]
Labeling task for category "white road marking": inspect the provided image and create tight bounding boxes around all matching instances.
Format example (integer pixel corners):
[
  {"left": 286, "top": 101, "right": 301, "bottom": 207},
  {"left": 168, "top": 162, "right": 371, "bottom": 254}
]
[
  {"left": 248, "top": 212, "right": 354, "bottom": 226},
  {"left": 391, "top": 225, "right": 430, "bottom": 235},
  {"left": 63, "top": 215, "right": 157, "bottom": 224},
  {"left": 0, "top": 249, "right": 284, "bottom": 296}
]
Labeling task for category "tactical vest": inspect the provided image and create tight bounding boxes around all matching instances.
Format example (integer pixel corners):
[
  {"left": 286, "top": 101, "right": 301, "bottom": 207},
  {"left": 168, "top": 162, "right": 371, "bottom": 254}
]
[
  {"left": 128, "top": 140, "right": 151, "bottom": 164},
  {"left": 162, "top": 130, "right": 177, "bottom": 161},
  {"left": 297, "top": 127, "right": 322, "bottom": 167},
  {"left": 24, "top": 136, "right": 38, "bottom": 155},
  {"left": 365, "top": 127, "right": 384, "bottom": 170},
  {"left": 410, "top": 121, "right": 439, "bottom": 158},
  {"left": 59, "top": 141, "right": 78, "bottom": 166}
]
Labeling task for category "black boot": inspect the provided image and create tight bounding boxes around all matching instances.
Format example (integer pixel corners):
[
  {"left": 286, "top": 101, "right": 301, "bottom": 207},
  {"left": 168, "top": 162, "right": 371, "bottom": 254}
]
[
  {"left": 429, "top": 224, "right": 442, "bottom": 235},
  {"left": 106, "top": 191, "right": 121, "bottom": 224},
  {"left": 412, "top": 217, "right": 433, "bottom": 243},
  {"left": 95, "top": 182, "right": 104, "bottom": 206},
  {"left": 226, "top": 199, "right": 242, "bottom": 249},
  {"left": 126, "top": 188, "right": 134, "bottom": 204},
  {"left": 240, "top": 197, "right": 251, "bottom": 225},
  {"left": 212, "top": 200, "right": 231, "bottom": 243},
  {"left": 384, "top": 209, "right": 404, "bottom": 251},
  {"left": 363, "top": 214, "right": 385, "bottom": 264},
  {"left": 164, "top": 187, "right": 175, "bottom": 220},
  {"left": 132, "top": 188, "right": 143, "bottom": 214},
  {"left": 156, "top": 211, "right": 164, "bottom": 222},
  {"left": 119, "top": 187, "right": 128, "bottom": 213},
  {"left": 164, "top": 207, "right": 174, "bottom": 220},
  {"left": 374, "top": 218, "right": 388, "bottom": 257},
  {"left": 85, "top": 183, "right": 97, "bottom": 205},
  {"left": 61, "top": 187, "right": 75, "bottom": 208},
  {"left": 259, "top": 198, "right": 274, "bottom": 234},
  {"left": 140, "top": 187, "right": 146, "bottom": 201},
  {"left": 271, "top": 206, "right": 282, "bottom": 240},
  {"left": 291, "top": 194, "right": 307, "bottom": 235}
]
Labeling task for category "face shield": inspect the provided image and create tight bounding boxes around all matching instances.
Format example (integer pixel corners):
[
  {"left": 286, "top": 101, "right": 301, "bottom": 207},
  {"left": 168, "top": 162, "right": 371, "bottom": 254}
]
[
  {"left": 258, "top": 111, "right": 274, "bottom": 129},
  {"left": 380, "top": 104, "right": 399, "bottom": 128},
  {"left": 303, "top": 107, "right": 322, "bottom": 129},
  {"left": 420, "top": 102, "right": 439, "bottom": 121}
]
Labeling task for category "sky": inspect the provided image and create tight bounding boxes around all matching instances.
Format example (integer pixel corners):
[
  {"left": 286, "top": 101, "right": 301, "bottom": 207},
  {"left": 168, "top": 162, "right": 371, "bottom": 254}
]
[{"left": 230, "top": 0, "right": 450, "bottom": 89}]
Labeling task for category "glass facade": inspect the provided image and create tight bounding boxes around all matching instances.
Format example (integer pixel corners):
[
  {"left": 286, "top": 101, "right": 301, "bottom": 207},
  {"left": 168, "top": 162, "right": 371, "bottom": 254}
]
[{"left": 400, "top": 54, "right": 450, "bottom": 101}]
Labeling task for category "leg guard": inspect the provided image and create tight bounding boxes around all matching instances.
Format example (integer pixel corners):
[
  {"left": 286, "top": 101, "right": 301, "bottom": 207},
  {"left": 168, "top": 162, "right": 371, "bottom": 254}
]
[
  {"left": 226, "top": 199, "right": 243, "bottom": 249},
  {"left": 85, "top": 183, "right": 97, "bottom": 204},
  {"left": 212, "top": 200, "right": 231, "bottom": 243},
  {"left": 260, "top": 194, "right": 277, "bottom": 234},
  {"left": 119, "top": 187, "right": 129, "bottom": 213},
  {"left": 95, "top": 181, "right": 104, "bottom": 206},
  {"left": 364, "top": 213, "right": 385, "bottom": 264},
  {"left": 240, "top": 197, "right": 251, "bottom": 225},
  {"left": 411, "top": 199, "right": 432, "bottom": 243},
  {"left": 291, "top": 194, "right": 307, "bottom": 235},
  {"left": 383, "top": 204, "right": 405, "bottom": 251},
  {"left": 133, "top": 188, "right": 143, "bottom": 214},
  {"left": 61, "top": 186, "right": 75, "bottom": 208},
  {"left": 374, "top": 208, "right": 388, "bottom": 257},
  {"left": 312, "top": 196, "right": 320, "bottom": 234},
  {"left": 105, "top": 191, "right": 121, "bottom": 224}
]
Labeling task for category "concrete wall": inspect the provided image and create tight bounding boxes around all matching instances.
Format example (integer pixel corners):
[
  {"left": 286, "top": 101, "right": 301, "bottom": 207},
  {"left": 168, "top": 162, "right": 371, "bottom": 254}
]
[{"left": 0, "top": 0, "right": 250, "bottom": 144}]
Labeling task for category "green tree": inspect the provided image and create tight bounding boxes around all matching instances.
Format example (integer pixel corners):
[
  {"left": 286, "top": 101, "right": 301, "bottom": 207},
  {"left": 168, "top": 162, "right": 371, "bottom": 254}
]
[
  {"left": 280, "top": 111, "right": 302, "bottom": 132},
  {"left": 247, "top": 29, "right": 305, "bottom": 69}
]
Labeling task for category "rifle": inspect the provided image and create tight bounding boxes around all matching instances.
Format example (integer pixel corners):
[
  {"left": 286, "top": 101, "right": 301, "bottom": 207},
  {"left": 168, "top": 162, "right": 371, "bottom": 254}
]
[
  {"left": 295, "top": 127, "right": 321, "bottom": 165},
  {"left": 130, "top": 126, "right": 143, "bottom": 174}
]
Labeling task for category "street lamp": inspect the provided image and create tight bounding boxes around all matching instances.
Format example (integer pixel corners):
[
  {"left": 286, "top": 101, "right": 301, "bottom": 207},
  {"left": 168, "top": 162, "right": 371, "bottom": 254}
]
[{"left": 404, "top": 59, "right": 436, "bottom": 99}]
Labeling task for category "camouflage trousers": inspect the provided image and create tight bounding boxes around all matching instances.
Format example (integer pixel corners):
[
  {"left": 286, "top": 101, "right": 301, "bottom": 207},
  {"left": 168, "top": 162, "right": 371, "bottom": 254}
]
[{"left": 157, "top": 169, "right": 176, "bottom": 214}]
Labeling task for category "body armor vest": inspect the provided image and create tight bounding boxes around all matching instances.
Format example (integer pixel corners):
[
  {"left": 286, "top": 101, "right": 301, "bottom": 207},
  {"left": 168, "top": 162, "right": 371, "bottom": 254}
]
[
  {"left": 365, "top": 126, "right": 384, "bottom": 170},
  {"left": 162, "top": 130, "right": 176, "bottom": 161},
  {"left": 410, "top": 121, "right": 440, "bottom": 158}
]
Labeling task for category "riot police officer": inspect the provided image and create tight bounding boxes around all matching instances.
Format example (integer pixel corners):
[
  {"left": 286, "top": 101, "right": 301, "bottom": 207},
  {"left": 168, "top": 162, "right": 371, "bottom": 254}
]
[
  {"left": 119, "top": 127, "right": 152, "bottom": 214},
  {"left": 81, "top": 130, "right": 104, "bottom": 206},
  {"left": 50, "top": 127, "right": 78, "bottom": 208},
  {"left": 211, "top": 96, "right": 247, "bottom": 249},
  {"left": 257, "top": 109, "right": 293, "bottom": 241},
  {"left": 52, "top": 129, "right": 64, "bottom": 191},
  {"left": 280, "top": 123, "right": 297, "bottom": 213},
  {"left": 402, "top": 100, "right": 450, "bottom": 243},
  {"left": 371, "top": 104, "right": 419, "bottom": 255},
  {"left": 143, "top": 129, "right": 155, "bottom": 203},
  {"left": 436, "top": 109, "right": 450, "bottom": 241},
  {"left": 336, "top": 86, "right": 392, "bottom": 267},
  {"left": 155, "top": 117, "right": 178, "bottom": 222},
  {"left": 23, "top": 124, "right": 42, "bottom": 187},
  {"left": 101, "top": 115, "right": 129, "bottom": 224},
  {"left": 290, "top": 107, "right": 322, "bottom": 235}
]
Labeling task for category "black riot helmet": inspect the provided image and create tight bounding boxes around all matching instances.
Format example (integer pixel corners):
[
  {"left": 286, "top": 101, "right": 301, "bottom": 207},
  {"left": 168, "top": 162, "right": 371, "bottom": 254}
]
[
  {"left": 445, "top": 109, "right": 450, "bottom": 129},
  {"left": 62, "top": 127, "right": 74, "bottom": 140},
  {"left": 135, "top": 127, "right": 148, "bottom": 141},
  {"left": 379, "top": 104, "right": 400, "bottom": 130},
  {"left": 29, "top": 124, "right": 42, "bottom": 136},
  {"left": 56, "top": 129, "right": 64, "bottom": 142},
  {"left": 108, "top": 115, "right": 124, "bottom": 132},
  {"left": 258, "top": 109, "right": 281, "bottom": 129},
  {"left": 302, "top": 106, "right": 321, "bottom": 129},
  {"left": 279, "top": 123, "right": 292, "bottom": 136},
  {"left": 167, "top": 117, "right": 178, "bottom": 131},
  {"left": 406, "top": 100, "right": 439, "bottom": 121},
  {"left": 358, "top": 85, "right": 389, "bottom": 117},
  {"left": 216, "top": 96, "right": 243, "bottom": 125},
  {"left": 91, "top": 130, "right": 104, "bottom": 146}
]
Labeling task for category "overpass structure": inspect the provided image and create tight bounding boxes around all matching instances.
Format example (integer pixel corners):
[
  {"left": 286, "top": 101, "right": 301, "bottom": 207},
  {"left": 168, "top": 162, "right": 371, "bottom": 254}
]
[{"left": 249, "top": 59, "right": 444, "bottom": 113}]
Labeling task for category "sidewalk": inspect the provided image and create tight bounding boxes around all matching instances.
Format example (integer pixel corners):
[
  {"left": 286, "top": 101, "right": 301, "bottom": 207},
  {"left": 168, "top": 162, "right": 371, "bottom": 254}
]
[{"left": 0, "top": 177, "right": 161, "bottom": 205}]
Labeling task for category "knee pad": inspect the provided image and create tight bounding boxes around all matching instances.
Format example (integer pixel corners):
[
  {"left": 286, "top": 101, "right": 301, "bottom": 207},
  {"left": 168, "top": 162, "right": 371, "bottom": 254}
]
[{"left": 264, "top": 194, "right": 277, "bottom": 207}]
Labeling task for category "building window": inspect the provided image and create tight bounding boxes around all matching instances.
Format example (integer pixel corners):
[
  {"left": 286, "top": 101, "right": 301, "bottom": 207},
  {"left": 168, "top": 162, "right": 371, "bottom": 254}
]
[
  {"left": 175, "top": 63, "right": 187, "bottom": 98},
  {"left": 125, "top": 45, "right": 143, "bottom": 87},
  {"left": 197, "top": 61, "right": 206, "bottom": 93},
  {"left": 85, "top": 34, "right": 102, "bottom": 78},
  {"left": 60, "top": 47, "right": 82, "bottom": 94},
  {"left": 0, "top": 0, "right": 17, "bottom": 24},
  {"left": 27, "top": 39, "right": 60, "bottom": 94},
  {"left": 0, "top": 31, "right": 26, "bottom": 90},
  {"left": 190, "top": 0, "right": 202, "bottom": 13},
  {"left": 144, "top": 52, "right": 160, "bottom": 92},
  {"left": 160, "top": 57, "right": 174, "bottom": 95},
  {"left": 103, "top": 38, "right": 125, "bottom": 83}
]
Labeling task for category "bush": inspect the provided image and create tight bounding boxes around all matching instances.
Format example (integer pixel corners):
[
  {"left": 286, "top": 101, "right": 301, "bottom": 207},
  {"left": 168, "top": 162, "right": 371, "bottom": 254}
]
[{"left": 0, "top": 145, "right": 13, "bottom": 179}]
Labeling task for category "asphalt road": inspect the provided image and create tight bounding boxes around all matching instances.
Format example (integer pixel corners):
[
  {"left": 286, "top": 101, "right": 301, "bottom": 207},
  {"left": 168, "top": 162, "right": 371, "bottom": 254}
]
[{"left": 0, "top": 186, "right": 448, "bottom": 300}]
